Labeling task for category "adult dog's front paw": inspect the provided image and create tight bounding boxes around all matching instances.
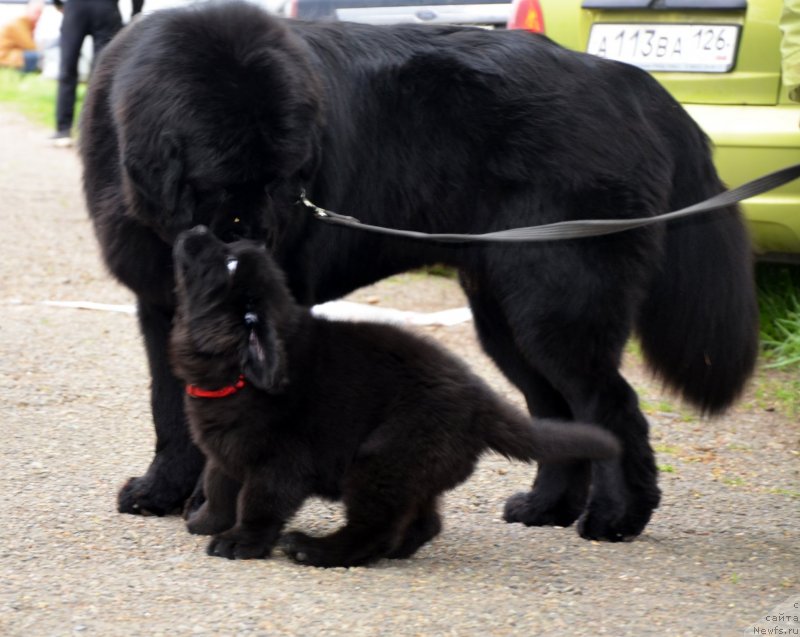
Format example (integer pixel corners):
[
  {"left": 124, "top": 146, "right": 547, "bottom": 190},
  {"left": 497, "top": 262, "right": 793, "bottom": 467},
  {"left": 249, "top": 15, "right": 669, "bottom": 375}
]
[
  {"left": 207, "top": 529, "right": 274, "bottom": 559},
  {"left": 117, "top": 447, "right": 204, "bottom": 516},
  {"left": 118, "top": 476, "right": 181, "bottom": 517}
]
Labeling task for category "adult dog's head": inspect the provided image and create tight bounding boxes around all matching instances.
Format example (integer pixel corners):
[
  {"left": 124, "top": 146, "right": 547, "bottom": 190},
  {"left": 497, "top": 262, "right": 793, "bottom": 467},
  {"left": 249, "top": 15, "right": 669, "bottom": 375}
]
[
  {"left": 111, "top": 2, "right": 322, "bottom": 244},
  {"left": 170, "top": 226, "right": 296, "bottom": 394}
]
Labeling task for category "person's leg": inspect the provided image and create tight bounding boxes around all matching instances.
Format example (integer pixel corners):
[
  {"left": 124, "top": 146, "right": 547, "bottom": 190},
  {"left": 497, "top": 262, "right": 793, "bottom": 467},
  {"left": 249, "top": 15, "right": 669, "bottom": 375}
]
[
  {"left": 55, "top": 2, "right": 87, "bottom": 137},
  {"left": 22, "top": 50, "right": 40, "bottom": 74},
  {"left": 89, "top": 1, "right": 122, "bottom": 64}
]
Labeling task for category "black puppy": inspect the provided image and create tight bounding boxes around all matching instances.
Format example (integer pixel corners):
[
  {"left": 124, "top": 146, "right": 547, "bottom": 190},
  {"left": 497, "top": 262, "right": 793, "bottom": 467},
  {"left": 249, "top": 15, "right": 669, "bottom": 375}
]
[{"left": 169, "top": 227, "right": 619, "bottom": 567}]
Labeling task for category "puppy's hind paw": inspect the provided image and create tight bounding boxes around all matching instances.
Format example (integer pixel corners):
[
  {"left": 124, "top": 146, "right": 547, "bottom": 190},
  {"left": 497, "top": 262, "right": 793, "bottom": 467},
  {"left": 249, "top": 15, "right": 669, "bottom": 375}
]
[
  {"left": 279, "top": 532, "right": 336, "bottom": 567},
  {"left": 279, "top": 531, "right": 313, "bottom": 563}
]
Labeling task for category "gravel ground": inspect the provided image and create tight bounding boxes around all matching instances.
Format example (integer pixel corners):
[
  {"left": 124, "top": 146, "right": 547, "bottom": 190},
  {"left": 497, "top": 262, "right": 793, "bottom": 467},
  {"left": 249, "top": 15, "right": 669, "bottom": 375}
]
[{"left": 0, "top": 106, "right": 798, "bottom": 637}]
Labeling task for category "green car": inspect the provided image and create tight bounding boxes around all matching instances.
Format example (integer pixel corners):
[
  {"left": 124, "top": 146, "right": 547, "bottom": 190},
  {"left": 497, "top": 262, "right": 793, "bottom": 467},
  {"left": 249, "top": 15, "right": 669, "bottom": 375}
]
[{"left": 508, "top": 0, "right": 800, "bottom": 262}]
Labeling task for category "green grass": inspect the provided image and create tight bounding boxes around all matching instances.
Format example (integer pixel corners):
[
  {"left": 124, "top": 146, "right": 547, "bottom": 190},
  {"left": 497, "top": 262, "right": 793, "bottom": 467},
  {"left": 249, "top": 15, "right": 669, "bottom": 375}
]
[
  {"left": 768, "top": 487, "right": 800, "bottom": 499},
  {"left": 750, "top": 373, "right": 800, "bottom": 418},
  {"left": 0, "top": 68, "right": 85, "bottom": 130},
  {"left": 756, "top": 263, "right": 800, "bottom": 369},
  {"left": 417, "top": 264, "right": 458, "bottom": 279},
  {"left": 653, "top": 443, "right": 679, "bottom": 455}
]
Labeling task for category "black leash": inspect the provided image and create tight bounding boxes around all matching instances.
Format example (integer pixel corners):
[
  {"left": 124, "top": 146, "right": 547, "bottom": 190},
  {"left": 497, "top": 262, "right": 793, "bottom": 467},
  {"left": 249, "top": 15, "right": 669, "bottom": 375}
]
[{"left": 299, "top": 162, "right": 800, "bottom": 243}]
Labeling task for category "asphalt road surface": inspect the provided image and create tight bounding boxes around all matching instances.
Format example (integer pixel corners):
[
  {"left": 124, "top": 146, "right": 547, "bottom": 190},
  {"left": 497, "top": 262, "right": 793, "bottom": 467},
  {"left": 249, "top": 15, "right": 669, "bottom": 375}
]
[{"left": 0, "top": 107, "right": 797, "bottom": 636}]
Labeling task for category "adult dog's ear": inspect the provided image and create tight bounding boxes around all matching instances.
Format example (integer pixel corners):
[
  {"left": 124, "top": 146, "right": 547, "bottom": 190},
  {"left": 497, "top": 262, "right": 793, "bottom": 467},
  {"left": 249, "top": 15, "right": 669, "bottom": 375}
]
[
  {"left": 123, "top": 132, "right": 193, "bottom": 236},
  {"left": 241, "top": 313, "right": 287, "bottom": 393}
]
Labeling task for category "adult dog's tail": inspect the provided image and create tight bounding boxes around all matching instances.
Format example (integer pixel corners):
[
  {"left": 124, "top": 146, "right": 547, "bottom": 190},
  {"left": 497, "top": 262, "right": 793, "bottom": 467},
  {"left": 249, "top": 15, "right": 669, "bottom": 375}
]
[
  {"left": 482, "top": 402, "right": 620, "bottom": 463},
  {"left": 636, "top": 122, "right": 759, "bottom": 415}
]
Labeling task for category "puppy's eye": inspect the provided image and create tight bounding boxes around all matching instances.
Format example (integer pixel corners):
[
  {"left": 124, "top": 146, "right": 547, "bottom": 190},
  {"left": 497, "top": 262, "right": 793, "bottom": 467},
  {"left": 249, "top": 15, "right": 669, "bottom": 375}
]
[{"left": 226, "top": 257, "right": 239, "bottom": 276}]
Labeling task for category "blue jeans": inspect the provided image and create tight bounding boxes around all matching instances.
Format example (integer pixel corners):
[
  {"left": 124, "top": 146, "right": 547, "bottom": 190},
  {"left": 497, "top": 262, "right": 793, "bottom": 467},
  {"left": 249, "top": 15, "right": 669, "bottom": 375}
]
[
  {"left": 22, "top": 50, "right": 40, "bottom": 73},
  {"left": 56, "top": 0, "right": 122, "bottom": 133}
]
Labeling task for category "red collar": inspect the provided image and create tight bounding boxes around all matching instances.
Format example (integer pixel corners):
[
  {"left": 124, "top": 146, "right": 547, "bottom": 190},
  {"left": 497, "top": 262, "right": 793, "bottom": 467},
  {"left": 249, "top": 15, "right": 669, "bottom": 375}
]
[{"left": 186, "top": 375, "right": 246, "bottom": 399}]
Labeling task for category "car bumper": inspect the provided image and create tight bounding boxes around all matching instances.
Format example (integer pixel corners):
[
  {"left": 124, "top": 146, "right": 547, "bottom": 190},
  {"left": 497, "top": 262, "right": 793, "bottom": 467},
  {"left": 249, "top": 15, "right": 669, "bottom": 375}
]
[{"left": 683, "top": 103, "right": 800, "bottom": 262}]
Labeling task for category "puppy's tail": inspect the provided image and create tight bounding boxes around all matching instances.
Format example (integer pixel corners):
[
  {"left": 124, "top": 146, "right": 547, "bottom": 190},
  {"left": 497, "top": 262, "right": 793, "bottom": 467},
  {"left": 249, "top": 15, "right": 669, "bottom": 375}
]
[{"left": 481, "top": 403, "right": 620, "bottom": 463}]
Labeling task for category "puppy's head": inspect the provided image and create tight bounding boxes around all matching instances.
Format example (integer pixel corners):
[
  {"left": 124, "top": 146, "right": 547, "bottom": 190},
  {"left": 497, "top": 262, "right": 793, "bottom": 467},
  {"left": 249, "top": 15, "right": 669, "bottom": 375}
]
[{"left": 170, "top": 226, "right": 293, "bottom": 393}]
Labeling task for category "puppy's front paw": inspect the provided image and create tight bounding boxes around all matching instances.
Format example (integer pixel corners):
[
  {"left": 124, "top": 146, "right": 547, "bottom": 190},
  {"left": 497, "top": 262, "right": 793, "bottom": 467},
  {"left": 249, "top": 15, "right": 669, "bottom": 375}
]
[
  {"left": 207, "top": 529, "right": 274, "bottom": 559},
  {"left": 186, "top": 504, "right": 234, "bottom": 536},
  {"left": 182, "top": 483, "right": 206, "bottom": 520}
]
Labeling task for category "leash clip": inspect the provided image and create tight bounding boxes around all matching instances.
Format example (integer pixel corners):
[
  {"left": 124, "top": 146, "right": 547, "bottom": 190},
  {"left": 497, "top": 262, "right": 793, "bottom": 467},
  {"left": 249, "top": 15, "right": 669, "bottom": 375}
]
[
  {"left": 298, "top": 189, "right": 361, "bottom": 224},
  {"left": 298, "top": 189, "right": 329, "bottom": 219}
]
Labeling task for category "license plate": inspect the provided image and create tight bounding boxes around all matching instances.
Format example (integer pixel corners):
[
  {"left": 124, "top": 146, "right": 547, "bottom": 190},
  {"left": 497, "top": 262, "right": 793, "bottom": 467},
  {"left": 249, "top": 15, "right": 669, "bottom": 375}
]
[{"left": 587, "top": 23, "right": 740, "bottom": 73}]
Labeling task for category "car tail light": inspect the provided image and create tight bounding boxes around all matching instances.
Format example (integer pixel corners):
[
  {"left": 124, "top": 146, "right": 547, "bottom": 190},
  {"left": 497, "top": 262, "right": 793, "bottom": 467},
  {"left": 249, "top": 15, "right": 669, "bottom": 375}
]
[{"left": 507, "top": 0, "right": 546, "bottom": 33}]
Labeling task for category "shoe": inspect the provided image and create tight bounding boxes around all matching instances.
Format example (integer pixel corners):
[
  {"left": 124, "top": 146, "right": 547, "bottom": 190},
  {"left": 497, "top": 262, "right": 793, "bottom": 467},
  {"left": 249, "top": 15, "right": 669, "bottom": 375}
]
[{"left": 50, "top": 130, "right": 73, "bottom": 148}]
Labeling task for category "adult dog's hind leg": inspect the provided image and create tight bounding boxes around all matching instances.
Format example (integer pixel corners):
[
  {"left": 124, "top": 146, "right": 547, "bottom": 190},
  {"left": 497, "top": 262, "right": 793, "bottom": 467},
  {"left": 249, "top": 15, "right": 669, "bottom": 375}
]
[
  {"left": 463, "top": 248, "right": 661, "bottom": 540},
  {"left": 118, "top": 301, "right": 204, "bottom": 516},
  {"left": 562, "top": 370, "right": 661, "bottom": 541},
  {"left": 505, "top": 354, "right": 659, "bottom": 541},
  {"left": 464, "top": 282, "right": 591, "bottom": 528}
]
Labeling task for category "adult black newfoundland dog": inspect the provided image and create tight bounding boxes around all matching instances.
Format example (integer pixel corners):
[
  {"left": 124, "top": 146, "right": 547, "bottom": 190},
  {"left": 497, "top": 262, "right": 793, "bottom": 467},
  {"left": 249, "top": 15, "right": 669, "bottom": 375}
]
[
  {"left": 170, "top": 226, "right": 619, "bottom": 565},
  {"left": 80, "top": 1, "right": 758, "bottom": 542}
]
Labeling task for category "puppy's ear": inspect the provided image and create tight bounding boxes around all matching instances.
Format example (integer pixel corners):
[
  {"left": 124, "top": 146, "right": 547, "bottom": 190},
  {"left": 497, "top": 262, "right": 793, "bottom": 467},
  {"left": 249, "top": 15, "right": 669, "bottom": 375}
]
[{"left": 241, "top": 314, "right": 287, "bottom": 393}]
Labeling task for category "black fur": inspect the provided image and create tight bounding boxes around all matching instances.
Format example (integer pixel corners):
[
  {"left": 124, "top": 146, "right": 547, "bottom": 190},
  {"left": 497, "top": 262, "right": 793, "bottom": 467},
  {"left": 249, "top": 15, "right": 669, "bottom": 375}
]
[
  {"left": 169, "top": 226, "right": 620, "bottom": 566},
  {"left": 80, "top": 1, "right": 758, "bottom": 540}
]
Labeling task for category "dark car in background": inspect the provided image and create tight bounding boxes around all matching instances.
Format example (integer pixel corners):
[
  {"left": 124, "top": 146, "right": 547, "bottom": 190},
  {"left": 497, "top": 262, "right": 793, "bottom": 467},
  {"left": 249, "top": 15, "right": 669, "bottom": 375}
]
[{"left": 283, "top": 0, "right": 511, "bottom": 29}]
